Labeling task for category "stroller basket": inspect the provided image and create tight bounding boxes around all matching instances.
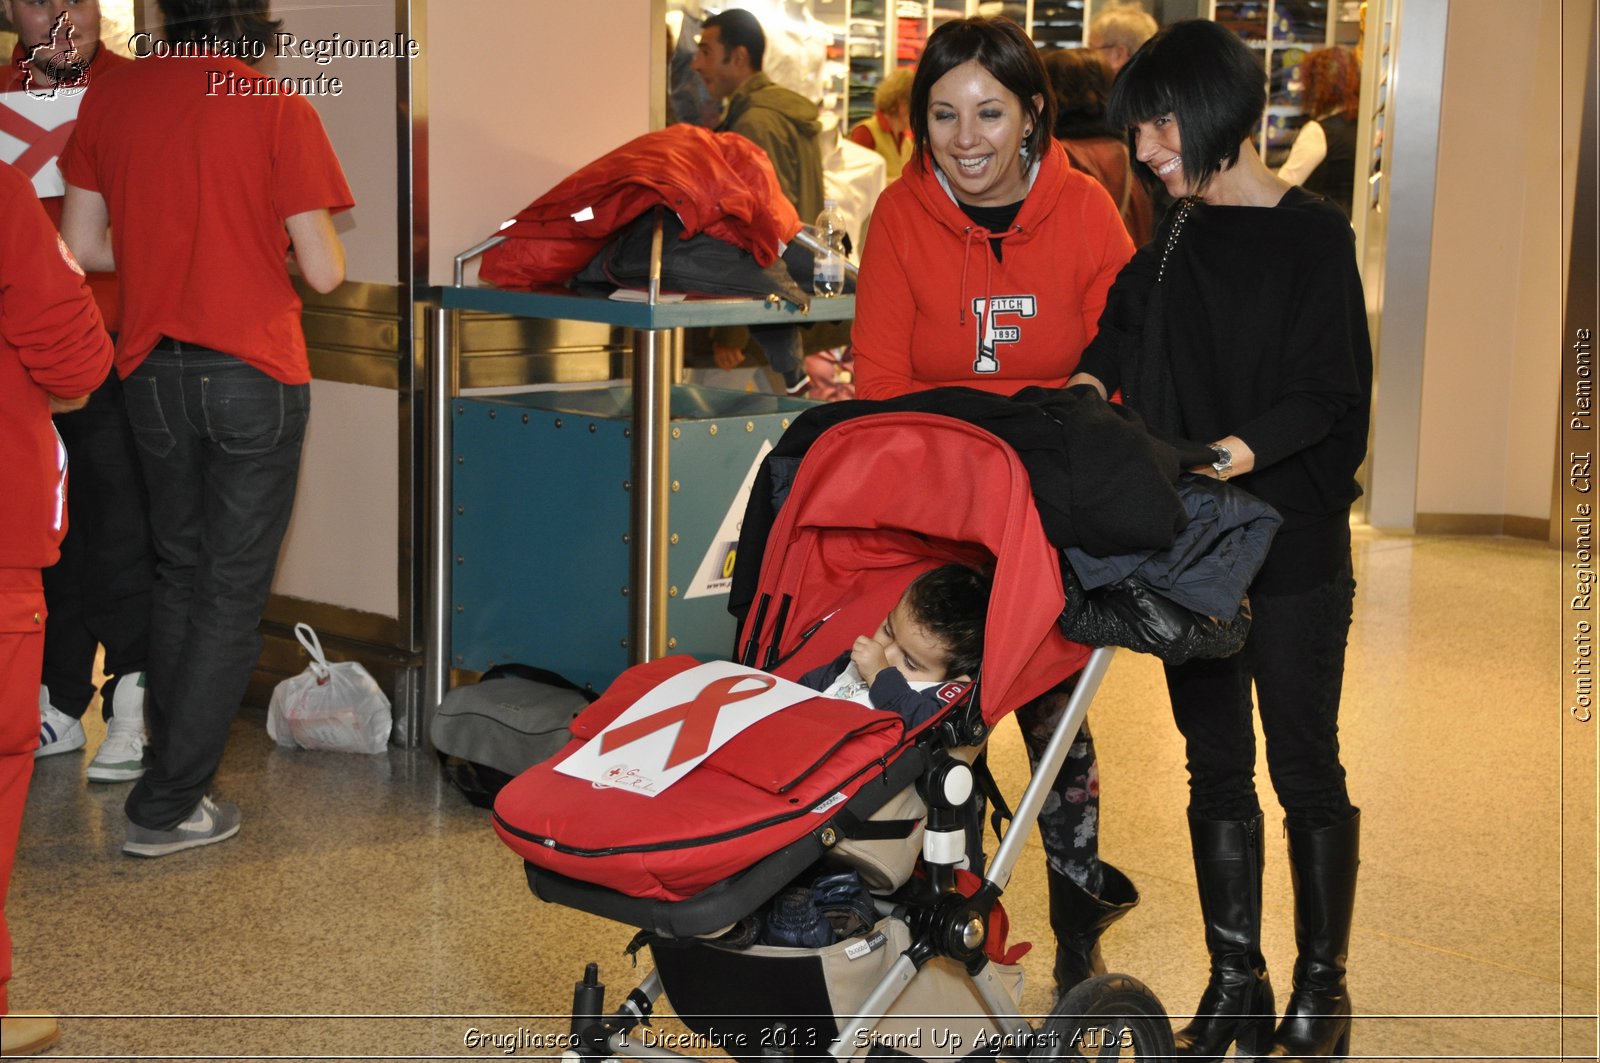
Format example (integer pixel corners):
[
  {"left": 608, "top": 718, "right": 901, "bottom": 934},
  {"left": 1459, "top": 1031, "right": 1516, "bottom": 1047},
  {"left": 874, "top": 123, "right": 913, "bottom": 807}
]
[{"left": 647, "top": 917, "right": 1026, "bottom": 1063}]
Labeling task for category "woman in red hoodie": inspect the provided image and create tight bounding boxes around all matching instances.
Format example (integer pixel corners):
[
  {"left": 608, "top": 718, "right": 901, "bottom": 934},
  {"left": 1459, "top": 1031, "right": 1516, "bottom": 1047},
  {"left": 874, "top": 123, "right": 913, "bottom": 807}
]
[
  {"left": 852, "top": 19, "right": 1133, "bottom": 401},
  {"left": 849, "top": 16, "right": 1136, "bottom": 999}
]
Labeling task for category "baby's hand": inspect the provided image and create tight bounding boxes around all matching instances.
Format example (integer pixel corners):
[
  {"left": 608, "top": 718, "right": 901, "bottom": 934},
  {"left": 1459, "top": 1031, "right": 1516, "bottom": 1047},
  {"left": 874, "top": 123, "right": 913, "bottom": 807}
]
[{"left": 851, "top": 636, "right": 890, "bottom": 685}]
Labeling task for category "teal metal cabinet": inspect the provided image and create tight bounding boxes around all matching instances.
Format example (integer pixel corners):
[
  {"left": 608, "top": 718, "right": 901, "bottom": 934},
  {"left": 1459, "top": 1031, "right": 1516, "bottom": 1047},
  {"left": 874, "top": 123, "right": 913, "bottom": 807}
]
[{"left": 451, "top": 385, "right": 811, "bottom": 692}]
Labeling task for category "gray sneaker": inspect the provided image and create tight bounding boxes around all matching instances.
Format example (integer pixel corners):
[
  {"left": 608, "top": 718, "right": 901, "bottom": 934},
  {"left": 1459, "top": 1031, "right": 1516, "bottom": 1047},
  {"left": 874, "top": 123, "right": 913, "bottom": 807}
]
[{"left": 123, "top": 796, "right": 240, "bottom": 857}]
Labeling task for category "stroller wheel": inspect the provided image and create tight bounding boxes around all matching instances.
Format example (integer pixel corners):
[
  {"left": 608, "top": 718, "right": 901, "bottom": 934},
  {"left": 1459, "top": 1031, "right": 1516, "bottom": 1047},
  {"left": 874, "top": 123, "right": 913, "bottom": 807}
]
[{"left": 1032, "top": 973, "right": 1175, "bottom": 1061}]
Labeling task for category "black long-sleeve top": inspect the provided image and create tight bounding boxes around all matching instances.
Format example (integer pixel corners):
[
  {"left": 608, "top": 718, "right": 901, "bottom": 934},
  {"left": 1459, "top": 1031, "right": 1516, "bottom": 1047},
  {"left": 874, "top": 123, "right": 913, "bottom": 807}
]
[{"left": 1075, "top": 187, "right": 1372, "bottom": 593}]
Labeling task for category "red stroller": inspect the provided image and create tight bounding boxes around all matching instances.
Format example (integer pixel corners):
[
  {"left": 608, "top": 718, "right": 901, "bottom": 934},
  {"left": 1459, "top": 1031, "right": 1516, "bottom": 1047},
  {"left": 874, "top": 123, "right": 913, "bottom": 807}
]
[{"left": 492, "top": 413, "right": 1175, "bottom": 1060}]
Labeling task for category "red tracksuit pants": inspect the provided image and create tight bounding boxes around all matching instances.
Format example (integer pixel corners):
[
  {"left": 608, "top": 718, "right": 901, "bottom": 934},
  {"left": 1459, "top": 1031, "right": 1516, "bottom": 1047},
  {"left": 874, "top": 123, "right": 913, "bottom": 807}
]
[{"left": 0, "top": 567, "right": 46, "bottom": 1014}]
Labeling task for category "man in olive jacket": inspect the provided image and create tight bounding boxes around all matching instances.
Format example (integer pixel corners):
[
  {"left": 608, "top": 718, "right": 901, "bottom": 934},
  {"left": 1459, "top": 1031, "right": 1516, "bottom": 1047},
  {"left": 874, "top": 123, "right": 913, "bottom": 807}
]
[
  {"left": 689, "top": 6, "right": 827, "bottom": 387},
  {"left": 692, "top": 6, "right": 824, "bottom": 222}
]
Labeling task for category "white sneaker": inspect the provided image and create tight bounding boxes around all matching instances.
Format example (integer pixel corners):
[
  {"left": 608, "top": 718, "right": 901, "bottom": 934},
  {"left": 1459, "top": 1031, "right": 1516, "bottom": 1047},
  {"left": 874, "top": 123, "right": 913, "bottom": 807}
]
[
  {"left": 87, "top": 673, "right": 147, "bottom": 783},
  {"left": 36, "top": 696, "right": 86, "bottom": 758}
]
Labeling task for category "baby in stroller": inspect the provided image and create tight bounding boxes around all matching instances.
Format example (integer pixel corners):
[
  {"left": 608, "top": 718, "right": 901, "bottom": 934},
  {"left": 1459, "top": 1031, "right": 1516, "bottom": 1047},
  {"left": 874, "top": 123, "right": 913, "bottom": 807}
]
[
  {"left": 753, "top": 564, "right": 989, "bottom": 953},
  {"left": 491, "top": 413, "right": 1175, "bottom": 1061},
  {"left": 799, "top": 564, "right": 989, "bottom": 728}
]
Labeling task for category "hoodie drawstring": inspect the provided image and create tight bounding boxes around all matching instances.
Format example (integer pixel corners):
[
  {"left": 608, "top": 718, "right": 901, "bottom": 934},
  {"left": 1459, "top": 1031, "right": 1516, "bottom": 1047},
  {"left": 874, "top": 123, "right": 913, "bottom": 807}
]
[
  {"left": 957, "top": 225, "right": 1010, "bottom": 337},
  {"left": 958, "top": 227, "right": 975, "bottom": 325}
]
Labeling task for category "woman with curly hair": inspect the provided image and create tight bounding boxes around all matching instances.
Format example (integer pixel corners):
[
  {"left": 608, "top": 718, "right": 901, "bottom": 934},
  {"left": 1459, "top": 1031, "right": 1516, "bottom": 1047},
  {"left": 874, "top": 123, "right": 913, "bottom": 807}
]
[{"left": 1278, "top": 46, "right": 1362, "bottom": 216}]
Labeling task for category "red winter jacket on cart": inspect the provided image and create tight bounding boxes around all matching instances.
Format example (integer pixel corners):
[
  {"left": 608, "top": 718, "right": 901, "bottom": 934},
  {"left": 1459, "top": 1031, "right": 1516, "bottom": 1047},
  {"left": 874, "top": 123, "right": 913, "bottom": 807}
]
[{"left": 480, "top": 124, "right": 803, "bottom": 291}]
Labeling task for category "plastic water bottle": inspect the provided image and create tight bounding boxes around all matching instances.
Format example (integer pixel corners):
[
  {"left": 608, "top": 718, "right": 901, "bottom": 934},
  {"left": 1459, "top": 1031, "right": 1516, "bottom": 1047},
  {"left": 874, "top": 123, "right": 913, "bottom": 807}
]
[{"left": 812, "top": 198, "right": 847, "bottom": 297}]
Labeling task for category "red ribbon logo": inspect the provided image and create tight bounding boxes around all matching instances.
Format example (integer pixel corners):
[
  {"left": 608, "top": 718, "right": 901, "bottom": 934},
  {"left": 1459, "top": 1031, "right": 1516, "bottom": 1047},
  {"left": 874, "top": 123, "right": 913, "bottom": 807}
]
[{"left": 600, "top": 674, "right": 776, "bottom": 769}]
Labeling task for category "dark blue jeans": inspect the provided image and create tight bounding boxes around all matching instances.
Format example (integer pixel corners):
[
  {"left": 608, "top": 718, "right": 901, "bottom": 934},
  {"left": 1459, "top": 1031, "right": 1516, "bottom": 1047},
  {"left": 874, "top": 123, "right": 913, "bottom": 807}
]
[{"left": 121, "top": 341, "right": 308, "bottom": 830}]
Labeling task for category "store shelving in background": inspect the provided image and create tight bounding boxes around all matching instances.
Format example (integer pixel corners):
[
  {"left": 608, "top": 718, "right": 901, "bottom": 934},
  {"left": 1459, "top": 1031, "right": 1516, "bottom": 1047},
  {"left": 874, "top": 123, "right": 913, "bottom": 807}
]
[
  {"left": 777, "top": 0, "right": 1372, "bottom": 149},
  {"left": 822, "top": 0, "right": 1103, "bottom": 133},
  {"left": 1028, "top": 1, "right": 1088, "bottom": 50},
  {"left": 845, "top": 5, "right": 887, "bottom": 128},
  {"left": 1211, "top": 0, "right": 1361, "bottom": 165}
]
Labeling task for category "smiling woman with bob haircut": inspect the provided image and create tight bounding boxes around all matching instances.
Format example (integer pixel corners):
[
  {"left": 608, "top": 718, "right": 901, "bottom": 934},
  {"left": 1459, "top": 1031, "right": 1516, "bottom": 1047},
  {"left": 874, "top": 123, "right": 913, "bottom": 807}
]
[
  {"left": 1069, "top": 19, "right": 1372, "bottom": 1062},
  {"left": 1109, "top": 15, "right": 1267, "bottom": 202},
  {"left": 848, "top": 15, "right": 1139, "bottom": 1004}
]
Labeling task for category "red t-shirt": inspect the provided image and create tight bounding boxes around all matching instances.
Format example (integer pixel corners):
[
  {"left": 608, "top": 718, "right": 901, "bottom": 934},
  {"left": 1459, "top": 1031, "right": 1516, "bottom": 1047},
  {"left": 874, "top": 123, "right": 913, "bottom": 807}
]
[
  {"left": 60, "top": 54, "right": 354, "bottom": 382},
  {"left": 0, "top": 161, "right": 114, "bottom": 569},
  {"left": 3, "top": 43, "right": 132, "bottom": 330}
]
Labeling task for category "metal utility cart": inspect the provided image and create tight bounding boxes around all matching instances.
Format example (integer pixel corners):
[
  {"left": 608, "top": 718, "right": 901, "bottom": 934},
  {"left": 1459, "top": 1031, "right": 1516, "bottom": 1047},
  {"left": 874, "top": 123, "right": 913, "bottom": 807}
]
[{"left": 427, "top": 231, "right": 855, "bottom": 711}]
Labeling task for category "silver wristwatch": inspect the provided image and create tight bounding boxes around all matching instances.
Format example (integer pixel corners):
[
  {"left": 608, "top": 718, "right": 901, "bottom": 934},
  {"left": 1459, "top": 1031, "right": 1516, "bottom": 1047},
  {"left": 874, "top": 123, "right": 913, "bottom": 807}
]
[{"left": 1210, "top": 444, "right": 1234, "bottom": 481}]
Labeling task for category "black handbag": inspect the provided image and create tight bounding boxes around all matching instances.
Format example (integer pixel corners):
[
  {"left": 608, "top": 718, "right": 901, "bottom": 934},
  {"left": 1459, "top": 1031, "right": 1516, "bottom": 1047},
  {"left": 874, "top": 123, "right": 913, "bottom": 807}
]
[{"left": 1059, "top": 560, "right": 1252, "bottom": 666}]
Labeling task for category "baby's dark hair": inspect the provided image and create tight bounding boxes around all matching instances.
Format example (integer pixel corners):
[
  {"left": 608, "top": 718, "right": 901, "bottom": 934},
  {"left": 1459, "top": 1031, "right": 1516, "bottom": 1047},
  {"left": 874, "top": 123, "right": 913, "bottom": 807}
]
[{"left": 904, "top": 564, "right": 991, "bottom": 679}]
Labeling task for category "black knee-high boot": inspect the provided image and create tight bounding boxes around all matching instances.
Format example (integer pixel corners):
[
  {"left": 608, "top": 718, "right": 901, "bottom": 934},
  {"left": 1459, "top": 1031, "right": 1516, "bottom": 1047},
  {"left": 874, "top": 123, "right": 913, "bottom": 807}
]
[
  {"left": 1048, "top": 862, "right": 1139, "bottom": 995},
  {"left": 1173, "top": 814, "right": 1275, "bottom": 1060},
  {"left": 1263, "top": 810, "right": 1360, "bottom": 1061}
]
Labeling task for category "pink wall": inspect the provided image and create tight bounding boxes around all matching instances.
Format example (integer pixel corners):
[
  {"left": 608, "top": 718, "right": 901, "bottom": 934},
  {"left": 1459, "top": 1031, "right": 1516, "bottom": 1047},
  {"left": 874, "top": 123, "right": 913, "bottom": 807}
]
[{"left": 424, "top": 0, "right": 658, "bottom": 285}]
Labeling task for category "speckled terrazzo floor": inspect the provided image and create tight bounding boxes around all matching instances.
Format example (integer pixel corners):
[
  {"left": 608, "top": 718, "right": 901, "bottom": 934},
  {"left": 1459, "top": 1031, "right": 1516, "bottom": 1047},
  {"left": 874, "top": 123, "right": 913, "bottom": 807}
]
[{"left": 4, "top": 531, "right": 1592, "bottom": 1061}]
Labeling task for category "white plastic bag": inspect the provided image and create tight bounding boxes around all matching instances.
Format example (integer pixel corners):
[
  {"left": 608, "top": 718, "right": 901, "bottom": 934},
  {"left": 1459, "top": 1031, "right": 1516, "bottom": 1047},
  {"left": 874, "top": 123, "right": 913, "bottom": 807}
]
[{"left": 267, "top": 623, "right": 392, "bottom": 754}]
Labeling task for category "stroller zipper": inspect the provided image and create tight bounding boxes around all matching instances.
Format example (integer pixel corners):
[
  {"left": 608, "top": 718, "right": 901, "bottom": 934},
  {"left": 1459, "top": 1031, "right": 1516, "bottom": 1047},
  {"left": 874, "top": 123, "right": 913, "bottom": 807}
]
[
  {"left": 740, "top": 594, "right": 771, "bottom": 668},
  {"left": 775, "top": 716, "right": 899, "bottom": 793},
  {"left": 761, "top": 595, "right": 792, "bottom": 671},
  {"left": 768, "top": 608, "right": 838, "bottom": 672},
  {"left": 496, "top": 797, "right": 841, "bottom": 858}
]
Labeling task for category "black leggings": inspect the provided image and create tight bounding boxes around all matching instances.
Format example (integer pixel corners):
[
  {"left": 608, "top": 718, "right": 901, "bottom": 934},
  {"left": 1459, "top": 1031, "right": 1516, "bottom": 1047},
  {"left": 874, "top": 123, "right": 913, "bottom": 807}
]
[{"left": 1164, "top": 556, "right": 1357, "bottom": 831}]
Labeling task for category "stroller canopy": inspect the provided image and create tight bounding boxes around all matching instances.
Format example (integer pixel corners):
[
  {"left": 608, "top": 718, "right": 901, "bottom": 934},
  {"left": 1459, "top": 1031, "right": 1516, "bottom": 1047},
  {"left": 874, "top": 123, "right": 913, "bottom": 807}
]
[{"left": 736, "top": 413, "right": 1089, "bottom": 725}]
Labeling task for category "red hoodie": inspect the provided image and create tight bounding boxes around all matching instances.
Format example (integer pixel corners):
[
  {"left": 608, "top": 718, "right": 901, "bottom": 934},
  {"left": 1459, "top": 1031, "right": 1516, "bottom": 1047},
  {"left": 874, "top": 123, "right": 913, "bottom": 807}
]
[
  {"left": 852, "top": 139, "right": 1134, "bottom": 399},
  {"left": 0, "top": 161, "right": 113, "bottom": 571}
]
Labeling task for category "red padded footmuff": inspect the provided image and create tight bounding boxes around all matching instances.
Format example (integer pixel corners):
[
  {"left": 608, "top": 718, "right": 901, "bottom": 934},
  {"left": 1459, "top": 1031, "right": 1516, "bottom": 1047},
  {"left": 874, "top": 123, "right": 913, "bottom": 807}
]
[{"left": 492, "top": 656, "right": 908, "bottom": 902}]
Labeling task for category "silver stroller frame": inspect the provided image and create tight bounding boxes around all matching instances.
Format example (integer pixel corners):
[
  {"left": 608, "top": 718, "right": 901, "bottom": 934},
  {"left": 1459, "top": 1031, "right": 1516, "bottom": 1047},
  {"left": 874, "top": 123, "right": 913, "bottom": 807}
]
[{"left": 558, "top": 645, "right": 1170, "bottom": 1062}]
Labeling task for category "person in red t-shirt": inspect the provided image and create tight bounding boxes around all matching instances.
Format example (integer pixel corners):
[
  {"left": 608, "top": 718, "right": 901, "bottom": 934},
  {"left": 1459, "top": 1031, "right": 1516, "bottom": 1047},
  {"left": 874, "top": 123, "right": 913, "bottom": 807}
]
[
  {"left": 0, "top": 158, "right": 115, "bottom": 1057},
  {"left": 2, "top": 0, "right": 156, "bottom": 785},
  {"left": 60, "top": 0, "right": 353, "bottom": 859}
]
